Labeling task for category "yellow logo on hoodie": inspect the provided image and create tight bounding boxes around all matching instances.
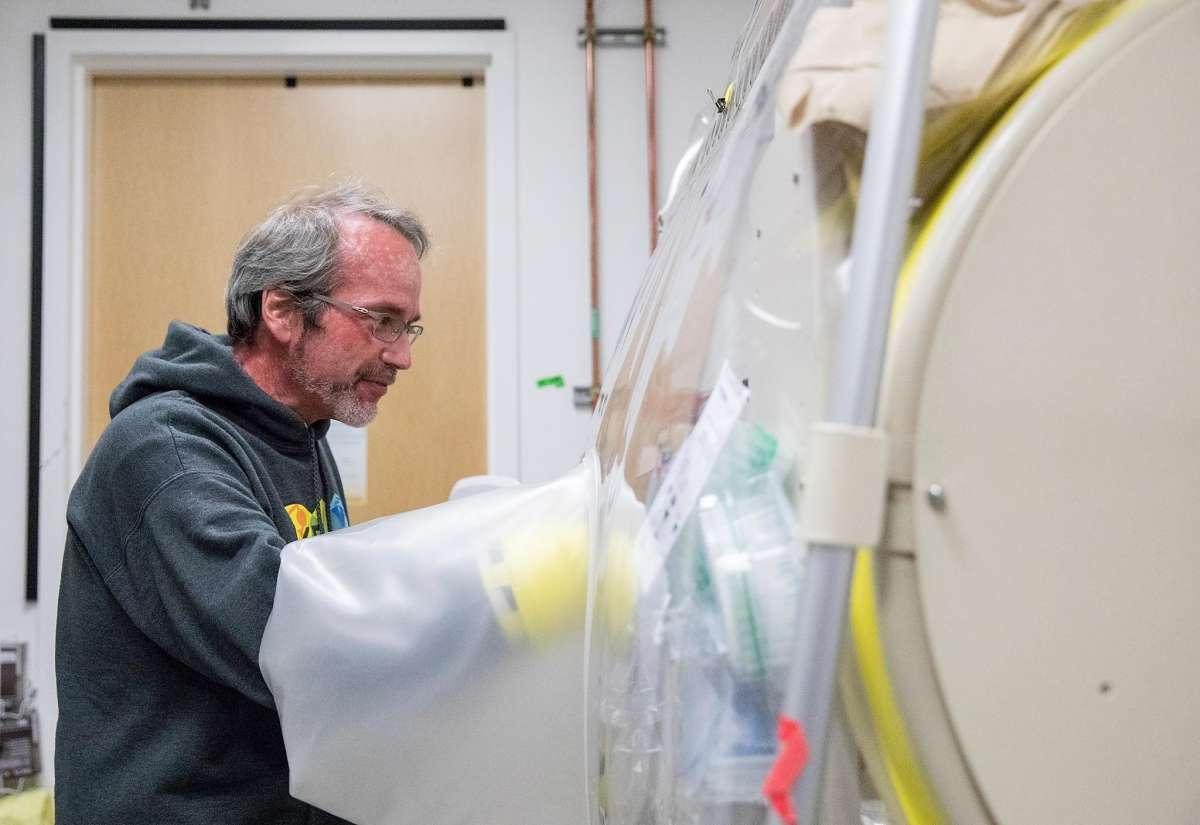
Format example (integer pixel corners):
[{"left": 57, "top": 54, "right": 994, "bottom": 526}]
[{"left": 284, "top": 494, "right": 348, "bottom": 540}]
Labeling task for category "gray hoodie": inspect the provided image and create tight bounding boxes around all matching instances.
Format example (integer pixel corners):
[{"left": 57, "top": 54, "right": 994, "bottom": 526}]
[{"left": 56, "top": 321, "right": 351, "bottom": 825}]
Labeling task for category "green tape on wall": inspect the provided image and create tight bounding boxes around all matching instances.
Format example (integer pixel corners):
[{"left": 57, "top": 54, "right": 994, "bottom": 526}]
[{"left": 536, "top": 375, "right": 565, "bottom": 389}]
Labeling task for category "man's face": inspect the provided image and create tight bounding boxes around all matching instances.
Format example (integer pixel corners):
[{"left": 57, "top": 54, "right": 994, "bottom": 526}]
[{"left": 288, "top": 215, "right": 423, "bottom": 426}]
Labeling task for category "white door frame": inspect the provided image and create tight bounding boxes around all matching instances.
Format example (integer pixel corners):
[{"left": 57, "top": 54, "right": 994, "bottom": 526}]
[{"left": 38, "top": 27, "right": 518, "bottom": 780}]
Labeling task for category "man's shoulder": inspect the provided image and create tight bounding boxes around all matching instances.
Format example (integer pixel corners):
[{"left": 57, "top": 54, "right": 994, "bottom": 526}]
[
  {"left": 106, "top": 388, "right": 247, "bottom": 450},
  {"left": 70, "top": 391, "right": 268, "bottom": 538},
  {"left": 83, "top": 391, "right": 248, "bottom": 496}
]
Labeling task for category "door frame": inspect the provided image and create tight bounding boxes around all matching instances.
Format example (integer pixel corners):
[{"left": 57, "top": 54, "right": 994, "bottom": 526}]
[{"left": 38, "top": 27, "right": 518, "bottom": 775}]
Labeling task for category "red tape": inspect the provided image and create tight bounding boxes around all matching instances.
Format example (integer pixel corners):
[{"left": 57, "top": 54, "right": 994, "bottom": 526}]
[{"left": 762, "top": 715, "right": 810, "bottom": 825}]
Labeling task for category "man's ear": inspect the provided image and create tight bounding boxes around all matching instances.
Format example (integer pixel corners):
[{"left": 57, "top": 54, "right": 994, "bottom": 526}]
[{"left": 260, "top": 288, "right": 302, "bottom": 345}]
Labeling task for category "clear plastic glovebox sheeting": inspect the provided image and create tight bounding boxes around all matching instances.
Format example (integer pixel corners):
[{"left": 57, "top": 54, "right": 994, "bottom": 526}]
[
  {"left": 260, "top": 463, "right": 596, "bottom": 825},
  {"left": 585, "top": 2, "right": 848, "bottom": 824}
]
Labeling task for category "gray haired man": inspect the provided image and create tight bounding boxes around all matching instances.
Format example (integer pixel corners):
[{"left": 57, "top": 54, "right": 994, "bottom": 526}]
[{"left": 55, "top": 183, "right": 427, "bottom": 825}]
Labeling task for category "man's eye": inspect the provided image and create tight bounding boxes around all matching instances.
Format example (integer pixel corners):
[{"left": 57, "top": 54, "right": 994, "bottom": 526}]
[{"left": 378, "top": 316, "right": 403, "bottom": 334}]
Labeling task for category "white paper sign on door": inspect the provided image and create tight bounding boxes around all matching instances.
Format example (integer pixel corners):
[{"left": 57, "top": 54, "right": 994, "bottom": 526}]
[{"left": 325, "top": 421, "right": 368, "bottom": 501}]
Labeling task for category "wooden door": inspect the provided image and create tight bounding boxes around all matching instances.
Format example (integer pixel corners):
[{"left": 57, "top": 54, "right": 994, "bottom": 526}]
[{"left": 88, "top": 74, "right": 487, "bottom": 520}]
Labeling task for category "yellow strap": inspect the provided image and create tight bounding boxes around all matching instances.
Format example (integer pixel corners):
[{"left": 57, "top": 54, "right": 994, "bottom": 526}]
[{"left": 851, "top": 549, "right": 947, "bottom": 825}]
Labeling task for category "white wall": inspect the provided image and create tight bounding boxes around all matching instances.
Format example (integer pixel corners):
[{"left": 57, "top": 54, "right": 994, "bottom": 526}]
[{"left": 0, "top": 0, "right": 753, "bottom": 782}]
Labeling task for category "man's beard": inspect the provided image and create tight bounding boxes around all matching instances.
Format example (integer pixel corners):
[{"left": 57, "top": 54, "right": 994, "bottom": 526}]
[
  {"left": 301, "top": 373, "right": 378, "bottom": 427},
  {"left": 289, "top": 339, "right": 393, "bottom": 428}
]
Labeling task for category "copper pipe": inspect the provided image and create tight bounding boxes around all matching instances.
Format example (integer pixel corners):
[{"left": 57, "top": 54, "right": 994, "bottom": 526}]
[
  {"left": 585, "top": 0, "right": 601, "bottom": 405},
  {"left": 644, "top": 0, "right": 659, "bottom": 251}
]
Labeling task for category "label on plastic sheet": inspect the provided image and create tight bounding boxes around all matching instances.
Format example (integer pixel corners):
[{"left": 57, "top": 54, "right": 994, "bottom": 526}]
[{"left": 639, "top": 361, "right": 749, "bottom": 576}]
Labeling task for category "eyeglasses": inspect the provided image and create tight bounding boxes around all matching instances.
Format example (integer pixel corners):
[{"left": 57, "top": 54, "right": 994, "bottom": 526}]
[{"left": 310, "top": 294, "right": 424, "bottom": 345}]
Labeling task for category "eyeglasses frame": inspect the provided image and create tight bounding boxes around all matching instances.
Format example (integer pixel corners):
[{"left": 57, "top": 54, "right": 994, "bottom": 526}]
[{"left": 308, "top": 294, "right": 424, "bottom": 345}]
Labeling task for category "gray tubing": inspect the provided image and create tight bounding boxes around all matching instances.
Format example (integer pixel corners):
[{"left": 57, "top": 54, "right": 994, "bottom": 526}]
[{"left": 773, "top": 1, "right": 940, "bottom": 823}]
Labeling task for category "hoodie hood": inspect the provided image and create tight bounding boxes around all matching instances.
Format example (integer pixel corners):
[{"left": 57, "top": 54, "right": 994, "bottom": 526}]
[{"left": 111, "top": 321, "right": 329, "bottom": 445}]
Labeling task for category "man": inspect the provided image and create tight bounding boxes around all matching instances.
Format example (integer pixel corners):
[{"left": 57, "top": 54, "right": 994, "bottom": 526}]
[{"left": 55, "top": 182, "right": 427, "bottom": 824}]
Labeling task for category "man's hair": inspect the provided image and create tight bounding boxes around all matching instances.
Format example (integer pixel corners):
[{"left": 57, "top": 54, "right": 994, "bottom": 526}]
[{"left": 225, "top": 181, "right": 429, "bottom": 345}]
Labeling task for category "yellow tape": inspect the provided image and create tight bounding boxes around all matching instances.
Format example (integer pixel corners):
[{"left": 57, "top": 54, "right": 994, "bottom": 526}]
[{"left": 503, "top": 521, "right": 589, "bottom": 649}]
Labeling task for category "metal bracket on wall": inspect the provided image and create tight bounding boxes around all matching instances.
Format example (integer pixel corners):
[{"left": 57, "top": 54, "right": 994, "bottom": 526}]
[
  {"left": 573, "top": 385, "right": 599, "bottom": 410},
  {"left": 577, "top": 26, "right": 666, "bottom": 48}
]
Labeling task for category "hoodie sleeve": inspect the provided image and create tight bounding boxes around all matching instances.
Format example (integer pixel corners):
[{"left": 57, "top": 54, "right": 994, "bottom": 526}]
[{"left": 103, "top": 468, "right": 287, "bottom": 708}]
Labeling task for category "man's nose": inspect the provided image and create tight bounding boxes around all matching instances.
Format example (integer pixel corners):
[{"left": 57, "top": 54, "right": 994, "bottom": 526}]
[{"left": 381, "top": 337, "right": 412, "bottom": 371}]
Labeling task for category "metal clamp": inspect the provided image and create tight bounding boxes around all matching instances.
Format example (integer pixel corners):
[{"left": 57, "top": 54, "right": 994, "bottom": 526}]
[{"left": 577, "top": 26, "right": 666, "bottom": 48}]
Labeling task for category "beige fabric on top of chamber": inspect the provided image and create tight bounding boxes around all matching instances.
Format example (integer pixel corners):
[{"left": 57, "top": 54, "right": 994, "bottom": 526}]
[{"left": 777, "top": 0, "right": 1099, "bottom": 134}]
